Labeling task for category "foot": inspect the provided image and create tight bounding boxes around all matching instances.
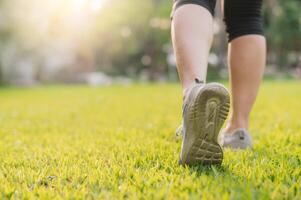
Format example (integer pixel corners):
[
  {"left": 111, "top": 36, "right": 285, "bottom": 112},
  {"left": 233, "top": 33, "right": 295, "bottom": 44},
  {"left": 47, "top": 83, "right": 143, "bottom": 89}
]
[
  {"left": 220, "top": 129, "right": 253, "bottom": 149},
  {"left": 177, "top": 79, "right": 230, "bottom": 165}
]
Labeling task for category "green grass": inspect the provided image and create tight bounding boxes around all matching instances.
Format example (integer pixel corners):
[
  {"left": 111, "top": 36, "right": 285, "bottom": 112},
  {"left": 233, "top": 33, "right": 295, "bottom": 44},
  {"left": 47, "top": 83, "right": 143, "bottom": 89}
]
[{"left": 0, "top": 81, "right": 301, "bottom": 199}]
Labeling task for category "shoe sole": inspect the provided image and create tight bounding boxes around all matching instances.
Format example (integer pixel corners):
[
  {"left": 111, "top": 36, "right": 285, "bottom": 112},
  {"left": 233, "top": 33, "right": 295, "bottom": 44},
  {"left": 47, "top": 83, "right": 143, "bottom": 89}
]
[{"left": 180, "top": 83, "right": 230, "bottom": 166}]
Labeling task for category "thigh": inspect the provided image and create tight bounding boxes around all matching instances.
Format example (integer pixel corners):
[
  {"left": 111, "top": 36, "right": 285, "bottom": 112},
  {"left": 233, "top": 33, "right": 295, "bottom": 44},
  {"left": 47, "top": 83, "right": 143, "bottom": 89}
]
[
  {"left": 223, "top": 0, "right": 264, "bottom": 41},
  {"left": 224, "top": 0, "right": 263, "bottom": 21}
]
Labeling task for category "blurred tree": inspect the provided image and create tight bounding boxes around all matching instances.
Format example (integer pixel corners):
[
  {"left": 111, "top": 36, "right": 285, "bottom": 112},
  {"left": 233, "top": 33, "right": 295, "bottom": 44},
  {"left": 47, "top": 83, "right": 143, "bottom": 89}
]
[
  {"left": 90, "top": 0, "right": 172, "bottom": 80},
  {"left": 0, "top": 0, "right": 300, "bottom": 85},
  {"left": 264, "top": 0, "right": 301, "bottom": 69}
]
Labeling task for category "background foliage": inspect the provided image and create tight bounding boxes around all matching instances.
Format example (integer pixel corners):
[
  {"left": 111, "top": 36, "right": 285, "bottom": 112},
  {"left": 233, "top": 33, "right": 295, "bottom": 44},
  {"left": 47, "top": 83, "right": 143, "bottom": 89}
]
[{"left": 0, "top": 0, "right": 300, "bottom": 85}]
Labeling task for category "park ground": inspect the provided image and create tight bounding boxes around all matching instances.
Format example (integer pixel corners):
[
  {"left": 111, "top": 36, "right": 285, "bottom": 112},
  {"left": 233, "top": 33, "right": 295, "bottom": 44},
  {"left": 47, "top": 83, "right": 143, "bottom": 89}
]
[{"left": 0, "top": 81, "right": 301, "bottom": 199}]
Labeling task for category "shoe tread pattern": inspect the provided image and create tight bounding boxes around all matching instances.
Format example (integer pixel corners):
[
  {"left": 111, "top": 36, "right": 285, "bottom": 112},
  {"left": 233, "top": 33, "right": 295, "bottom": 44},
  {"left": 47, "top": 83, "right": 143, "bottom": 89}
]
[{"left": 185, "top": 84, "right": 230, "bottom": 165}]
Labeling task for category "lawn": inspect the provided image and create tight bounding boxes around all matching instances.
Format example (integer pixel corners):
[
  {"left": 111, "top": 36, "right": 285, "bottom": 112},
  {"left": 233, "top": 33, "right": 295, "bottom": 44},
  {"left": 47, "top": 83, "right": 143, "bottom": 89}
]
[{"left": 0, "top": 81, "right": 301, "bottom": 199}]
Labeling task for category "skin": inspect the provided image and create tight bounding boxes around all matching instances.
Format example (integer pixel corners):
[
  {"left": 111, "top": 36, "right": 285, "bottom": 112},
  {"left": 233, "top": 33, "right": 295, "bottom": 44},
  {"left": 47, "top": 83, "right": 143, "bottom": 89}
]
[
  {"left": 171, "top": 4, "right": 213, "bottom": 96},
  {"left": 225, "top": 35, "right": 266, "bottom": 133},
  {"left": 171, "top": 4, "right": 266, "bottom": 133}
]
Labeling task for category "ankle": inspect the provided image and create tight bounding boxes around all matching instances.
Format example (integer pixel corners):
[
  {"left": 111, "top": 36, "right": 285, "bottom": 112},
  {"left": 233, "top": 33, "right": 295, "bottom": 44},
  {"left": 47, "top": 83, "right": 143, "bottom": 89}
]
[
  {"left": 224, "top": 119, "right": 249, "bottom": 134},
  {"left": 182, "top": 78, "right": 205, "bottom": 100}
]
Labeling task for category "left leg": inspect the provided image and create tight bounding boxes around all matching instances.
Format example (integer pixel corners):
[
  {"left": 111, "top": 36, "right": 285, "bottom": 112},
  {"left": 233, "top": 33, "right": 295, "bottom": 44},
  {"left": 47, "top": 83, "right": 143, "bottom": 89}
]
[
  {"left": 221, "top": 0, "right": 266, "bottom": 148},
  {"left": 225, "top": 35, "right": 266, "bottom": 133}
]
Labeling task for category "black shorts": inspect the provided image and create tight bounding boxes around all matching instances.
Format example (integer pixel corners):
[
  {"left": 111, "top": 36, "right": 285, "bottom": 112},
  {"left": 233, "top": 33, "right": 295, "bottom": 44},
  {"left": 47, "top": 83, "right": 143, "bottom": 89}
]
[{"left": 171, "top": 0, "right": 264, "bottom": 42}]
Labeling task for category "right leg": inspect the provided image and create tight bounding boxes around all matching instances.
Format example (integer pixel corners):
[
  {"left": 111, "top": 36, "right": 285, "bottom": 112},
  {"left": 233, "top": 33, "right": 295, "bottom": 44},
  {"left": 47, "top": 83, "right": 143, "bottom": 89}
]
[
  {"left": 172, "top": 1, "right": 230, "bottom": 165},
  {"left": 171, "top": 3, "right": 214, "bottom": 97}
]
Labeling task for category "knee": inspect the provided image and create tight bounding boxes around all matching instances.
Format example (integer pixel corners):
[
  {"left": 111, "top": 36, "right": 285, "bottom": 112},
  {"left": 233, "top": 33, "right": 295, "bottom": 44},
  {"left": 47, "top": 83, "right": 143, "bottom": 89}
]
[{"left": 224, "top": 0, "right": 264, "bottom": 42}]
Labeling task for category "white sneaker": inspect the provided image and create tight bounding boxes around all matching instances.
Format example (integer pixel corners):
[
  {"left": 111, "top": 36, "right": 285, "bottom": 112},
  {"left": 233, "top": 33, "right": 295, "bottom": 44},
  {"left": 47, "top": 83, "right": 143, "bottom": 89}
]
[
  {"left": 177, "top": 79, "right": 230, "bottom": 165},
  {"left": 220, "top": 129, "right": 253, "bottom": 149}
]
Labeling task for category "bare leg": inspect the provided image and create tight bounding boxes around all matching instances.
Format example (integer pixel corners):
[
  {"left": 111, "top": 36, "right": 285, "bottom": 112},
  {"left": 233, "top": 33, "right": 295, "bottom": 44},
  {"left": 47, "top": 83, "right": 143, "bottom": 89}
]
[
  {"left": 171, "top": 4, "right": 213, "bottom": 97},
  {"left": 224, "top": 35, "right": 266, "bottom": 133}
]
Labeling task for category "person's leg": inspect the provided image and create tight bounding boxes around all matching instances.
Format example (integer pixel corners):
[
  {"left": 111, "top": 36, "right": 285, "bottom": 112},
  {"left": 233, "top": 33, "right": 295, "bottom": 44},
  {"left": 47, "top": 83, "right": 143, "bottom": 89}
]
[
  {"left": 225, "top": 36, "right": 266, "bottom": 133},
  {"left": 171, "top": 4, "right": 214, "bottom": 97},
  {"left": 222, "top": 0, "right": 266, "bottom": 133},
  {"left": 172, "top": 1, "right": 231, "bottom": 165}
]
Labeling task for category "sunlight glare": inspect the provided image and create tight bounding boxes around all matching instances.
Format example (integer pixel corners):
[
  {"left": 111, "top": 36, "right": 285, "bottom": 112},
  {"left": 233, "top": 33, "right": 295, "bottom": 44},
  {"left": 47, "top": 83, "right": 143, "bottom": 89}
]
[
  {"left": 73, "top": 0, "right": 86, "bottom": 12},
  {"left": 90, "top": 0, "right": 105, "bottom": 12}
]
